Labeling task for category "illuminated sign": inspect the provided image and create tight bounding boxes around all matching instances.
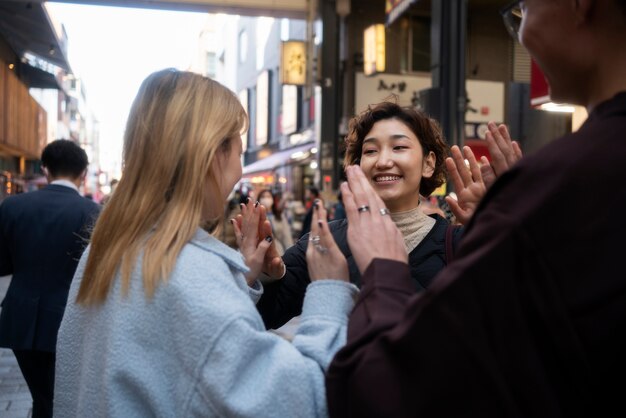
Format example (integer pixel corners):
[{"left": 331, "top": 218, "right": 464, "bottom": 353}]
[
  {"left": 281, "top": 41, "right": 307, "bottom": 85},
  {"left": 363, "top": 24, "right": 386, "bottom": 76}
]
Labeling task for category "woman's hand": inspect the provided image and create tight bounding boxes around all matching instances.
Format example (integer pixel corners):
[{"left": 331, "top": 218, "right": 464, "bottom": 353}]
[
  {"left": 445, "top": 145, "right": 486, "bottom": 225},
  {"left": 306, "top": 199, "right": 349, "bottom": 282},
  {"left": 342, "top": 165, "right": 408, "bottom": 274},
  {"left": 231, "top": 199, "right": 273, "bottom": 286},
  {"left": 232, "top": 199, "right": 285, "bottom": 280}
]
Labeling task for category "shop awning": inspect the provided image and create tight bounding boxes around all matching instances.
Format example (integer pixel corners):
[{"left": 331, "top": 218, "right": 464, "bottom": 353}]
[
  {"left": 21, "top": 63, "right": 64, "bottom": 89},
  {"left": 0, "top": 1, "right": 72, "bottom": 72},
  {"left": 243, "top": 142, "right": 316, "bottom": 175}
]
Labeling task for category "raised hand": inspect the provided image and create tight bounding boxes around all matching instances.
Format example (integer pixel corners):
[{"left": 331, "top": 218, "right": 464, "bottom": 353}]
[
  {"left": 342, "top": 165, "right": 408, "bottom": 274},
  {"left": 481, "top": 122, "right": 523, "bottom": 188},
  {"left": 231, "top": 199, "right": 273, "bottom": 285},
  {"left": 305, "top": 199, "right": 349, "bottom": 282},
  {"left": 232, "top": 198, "right": 285, "bottom": 280},
  {"left": 445, "top": 145, "right": 486, "bottom": 225}
]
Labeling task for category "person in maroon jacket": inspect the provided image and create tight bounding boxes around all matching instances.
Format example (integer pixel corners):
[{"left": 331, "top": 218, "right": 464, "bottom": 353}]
[{"left": 325, "top": 0, "right": 626, "bottom": 416}]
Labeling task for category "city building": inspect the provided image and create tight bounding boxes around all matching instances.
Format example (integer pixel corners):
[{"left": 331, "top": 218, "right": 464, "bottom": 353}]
[{"left": 0, "top": 1, "right": 101, "bottom": 199}]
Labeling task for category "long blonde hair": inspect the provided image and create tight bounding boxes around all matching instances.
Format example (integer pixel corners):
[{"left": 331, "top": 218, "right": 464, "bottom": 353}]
[{"left": 77, "top": 69, "right": 247, "bottom": 305}]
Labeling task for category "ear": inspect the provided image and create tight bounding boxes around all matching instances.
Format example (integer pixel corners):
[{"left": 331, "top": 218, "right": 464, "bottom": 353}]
[{"left": 422, "top": 151, "right": 436, "bottom": 178}]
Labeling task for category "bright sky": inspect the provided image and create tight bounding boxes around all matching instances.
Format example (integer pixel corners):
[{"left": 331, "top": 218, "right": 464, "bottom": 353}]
[{"left": 47, "top": 2, "right": 209, "bottom": 177}]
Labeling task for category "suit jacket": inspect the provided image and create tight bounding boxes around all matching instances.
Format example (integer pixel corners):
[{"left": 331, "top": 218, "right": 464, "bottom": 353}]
[{"left": 0, "top": 184, "right": 100, "bottom": 352}]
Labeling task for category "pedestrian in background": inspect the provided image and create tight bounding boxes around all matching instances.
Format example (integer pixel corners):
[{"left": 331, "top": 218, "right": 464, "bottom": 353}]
[
  {"left": 100, "top": 178, "right": 119, "bottom": 205},
  {"left": 326, "top": 0, "right": 626, "bottom": 416},
  {"left": 332, "top": 191, "right": 346, "bottom": 221},
  {"left": 54, "top": 69, "right": 357, "bottom": 417},
  {"left": 0, "top": 139, "right": 100, "bottom": 418}
]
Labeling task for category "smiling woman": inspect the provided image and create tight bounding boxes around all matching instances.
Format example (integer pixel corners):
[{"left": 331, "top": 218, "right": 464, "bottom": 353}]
[{"left": 256, "top": 101, "right": 465, "bottom": 330}]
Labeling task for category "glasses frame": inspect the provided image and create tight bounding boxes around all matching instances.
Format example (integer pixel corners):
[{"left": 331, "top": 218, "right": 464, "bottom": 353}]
[{"left": 500, "top": 0, "right": 523, "bottom": 41}]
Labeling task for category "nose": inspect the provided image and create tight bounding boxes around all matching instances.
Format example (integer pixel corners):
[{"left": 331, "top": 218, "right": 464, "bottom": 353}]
[{"left": 375, "top": 147, "right": 394, "bottom": 169}]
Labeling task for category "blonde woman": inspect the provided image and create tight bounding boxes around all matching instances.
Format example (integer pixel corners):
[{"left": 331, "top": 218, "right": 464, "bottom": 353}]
[{"left": 53, "top": 69, "right": 356, "bottom": 417}]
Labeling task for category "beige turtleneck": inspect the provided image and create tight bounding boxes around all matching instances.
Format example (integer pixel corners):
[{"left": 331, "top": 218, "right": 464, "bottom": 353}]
[{"left": 390, "top": 205, "right": 436, "bottom": 254}]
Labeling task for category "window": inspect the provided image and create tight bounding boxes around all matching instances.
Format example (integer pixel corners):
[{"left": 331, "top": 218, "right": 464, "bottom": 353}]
[
  {"left": 206, "top": 52, "right": 217, "bottom": 78},
  {"left": 409, "top": 16, "right": 430, "bottom": 72}
]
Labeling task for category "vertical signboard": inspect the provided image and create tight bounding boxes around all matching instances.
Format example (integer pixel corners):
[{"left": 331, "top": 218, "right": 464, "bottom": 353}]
[
  {"left": 281, "top": 41, "right": 307, "bottom": 85},
  {"left": 363, "top": 24, "right": 386, "bottom": 76}
]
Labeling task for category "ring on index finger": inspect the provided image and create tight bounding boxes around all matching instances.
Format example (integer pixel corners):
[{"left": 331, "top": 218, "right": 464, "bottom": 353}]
[
  {"left": 309, "top": 235, "right": 321, "bottom": 244},
  {"left": 379, "top": 208, "right": 390, "bottom": 216},
  {"left": 357, "top": 205, "right": 370, "bottom": 213}
]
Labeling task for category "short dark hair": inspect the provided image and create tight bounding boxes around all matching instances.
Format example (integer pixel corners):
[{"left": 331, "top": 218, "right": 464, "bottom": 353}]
[
  {"left": 308, "top": 186, "right": 320, "bottom": 198},
  {"left": 343, "top": 101, "right": 449, "bottom": 197},
  {"left": 41, "top": 139, "right": 89, "bottom": 179}
]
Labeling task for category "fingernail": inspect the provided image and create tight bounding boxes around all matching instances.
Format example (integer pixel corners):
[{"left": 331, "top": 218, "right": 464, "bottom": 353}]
[
  {"left": 229, "top": 219, "right": 235, "bottom": 224},
  {"left": 255, "top": 201, "right": 259, "bottom": 208},
  {"left": 247, "top": 197, "right": 251, "bottom": 203},
  {"left": 265, "top": 236, "right": 273, "bottom": 242},
  {"left": 240, "top": 203, "right": 245, "bottom": 209}
]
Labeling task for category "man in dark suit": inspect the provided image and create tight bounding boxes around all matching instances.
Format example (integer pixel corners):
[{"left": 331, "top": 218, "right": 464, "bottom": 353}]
[{"left": 0, "top": 139, "right": 100, "bottom": 418}]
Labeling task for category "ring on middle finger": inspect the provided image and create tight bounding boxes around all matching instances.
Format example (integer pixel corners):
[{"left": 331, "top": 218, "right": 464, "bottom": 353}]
[
  {"left": 309, "top": 235, "right": 321, "bottom": 244},
  {"left": 314, "top": 244, "right": 328, "bottom": 253},
  {"left": 357, "top": 205, "right": 370, "bottom": 213}
]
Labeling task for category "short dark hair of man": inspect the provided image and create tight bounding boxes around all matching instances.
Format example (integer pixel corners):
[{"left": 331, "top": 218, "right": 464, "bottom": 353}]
[{"left": 41, "top": 139, "right": 89, "bottom": 179}]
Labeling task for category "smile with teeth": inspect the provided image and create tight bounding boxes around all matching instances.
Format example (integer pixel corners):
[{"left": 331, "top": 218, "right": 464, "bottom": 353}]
[{"left": 374, "top": 175, "right": 401, "bottom": 183}]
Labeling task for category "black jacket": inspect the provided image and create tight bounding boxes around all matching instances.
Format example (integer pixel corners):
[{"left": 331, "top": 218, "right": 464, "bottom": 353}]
[
  {"left": 257, "top": 214, "right": 463, "bottom": 329},
  {"left": 0, "top": 185, "right": 100, "bottom": 352}
]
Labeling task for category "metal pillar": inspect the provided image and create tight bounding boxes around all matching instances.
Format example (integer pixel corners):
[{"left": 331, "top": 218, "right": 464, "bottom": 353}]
[
  {"left": 319, "top": 0, "right": 341, "bottom": 191},
  {"left": 430, "top": 0, "right": 467, "bottom": 150}
]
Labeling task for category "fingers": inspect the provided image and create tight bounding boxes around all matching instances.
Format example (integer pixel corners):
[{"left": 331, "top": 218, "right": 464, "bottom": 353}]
[
  {"left": 341, "top": 179, "right": 359, "bottom": 223},
  {"left": 445, "top": 195, "right": 467, "bottom": 225},
  {"left": 240, "top": 198, "right": 261, "bottom": 249},
  {"left": 346, "top": 165, "right": 384, "bottom": 215},
  {"left": 445, "top": 148, "right": 465, "bottom": 193},
  {"left": 450, "top": 145, "right": 473, "bottom": 188},
  {"left": 512, "top": 141, "right": 523, "bottom": 160},
  {"left": 462, "top": 146, "right": 483, "bottom": 186},
  {"left": 309, "top": 199, "right": 321, "bottom": 240},
  {"left": 486, "top": 121, "right": 520, "bottom": 176},
  {"left": 496, "top": 123, "right": 519, "bottom": 167}
]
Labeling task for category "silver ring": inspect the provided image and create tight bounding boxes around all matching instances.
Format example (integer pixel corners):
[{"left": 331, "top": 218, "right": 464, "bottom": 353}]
[
  {"left": 379, "top": 208, "right": 390, "bottom": 216},
  {"left": 314, "top": 244, "right": 328, "bottom": 253},
  {"left": 309, "top": 235, "right": 321, "bottom": 244},
  {"left": 357, "top": 205, "right": 370, "bottom": 213}
]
